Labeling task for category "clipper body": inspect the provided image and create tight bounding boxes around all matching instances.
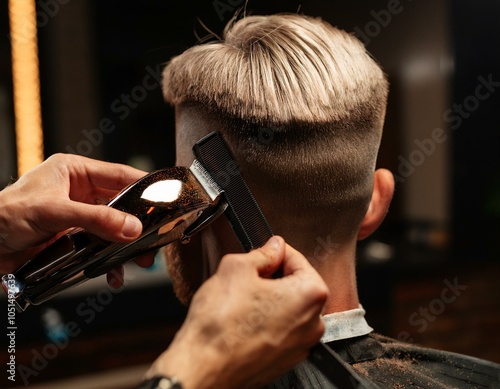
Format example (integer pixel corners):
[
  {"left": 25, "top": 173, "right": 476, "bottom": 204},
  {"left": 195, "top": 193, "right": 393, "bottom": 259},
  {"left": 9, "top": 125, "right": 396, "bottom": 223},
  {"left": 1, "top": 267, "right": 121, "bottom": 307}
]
[{"left": 2, "top": 164, "right": 224, "bottom": 311}]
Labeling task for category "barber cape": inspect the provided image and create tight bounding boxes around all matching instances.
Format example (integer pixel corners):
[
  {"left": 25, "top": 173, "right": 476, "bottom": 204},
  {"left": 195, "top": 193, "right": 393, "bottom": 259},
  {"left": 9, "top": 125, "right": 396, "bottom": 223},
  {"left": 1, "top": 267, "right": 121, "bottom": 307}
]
[{"left": 265, "top": 307, "right": 500, "bottom": 388}]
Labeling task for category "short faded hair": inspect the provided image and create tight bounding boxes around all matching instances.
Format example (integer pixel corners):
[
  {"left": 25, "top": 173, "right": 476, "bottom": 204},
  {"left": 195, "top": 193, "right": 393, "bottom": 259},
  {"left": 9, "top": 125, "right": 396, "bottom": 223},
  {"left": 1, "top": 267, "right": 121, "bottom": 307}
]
[{"left": 162, "top": 14, "right": 388, "bottom": 250}]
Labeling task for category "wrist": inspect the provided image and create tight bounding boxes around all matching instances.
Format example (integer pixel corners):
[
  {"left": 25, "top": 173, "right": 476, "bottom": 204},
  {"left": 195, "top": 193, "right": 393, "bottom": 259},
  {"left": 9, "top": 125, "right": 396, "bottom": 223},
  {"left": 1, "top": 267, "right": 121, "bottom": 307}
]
[
  {"left": 145, "top": 347, "right": 206, "bottom": 389},
  {"left": 0, "top": 189, "right": 15, "bottom": 256},
  {"left": 0, "top": 188, "right": 37, "bottom": 273},
  {"left": 139, "top": 375, "right": 183, "bottom": 389},
  {"left": 145, "top": 331, "right": 228, "bottom": 389}
]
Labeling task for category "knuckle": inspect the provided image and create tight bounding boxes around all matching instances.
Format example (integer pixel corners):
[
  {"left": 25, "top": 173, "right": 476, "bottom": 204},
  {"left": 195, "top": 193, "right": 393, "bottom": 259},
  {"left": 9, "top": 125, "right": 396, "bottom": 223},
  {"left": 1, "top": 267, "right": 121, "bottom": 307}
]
[
  {"left": 317, "top": 282, "right": 330, "bottom": 302},
  {"left": 218, "top": 253, "right": 249, "bottom": 275},
  {"left": 45, "top": 153, "right": 70, "bottom": 167},
  {"left": 310, "top": 319, "right": 326, "bottom": 343},
  {"left": 304, "top": 280, "right": 329, "bottom": 306},
  {"left": 88, "top": 206, "right": 116, "bottom": 229},
  {"left": 220, "top": 253, "right": 246, "bottom": 268}
]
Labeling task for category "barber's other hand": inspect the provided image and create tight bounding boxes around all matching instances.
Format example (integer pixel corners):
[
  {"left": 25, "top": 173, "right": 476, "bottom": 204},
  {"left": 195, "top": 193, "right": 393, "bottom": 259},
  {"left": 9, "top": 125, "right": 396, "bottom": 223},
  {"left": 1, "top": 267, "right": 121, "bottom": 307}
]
[
  {"left": 145, "top": 236, "right": 329, "bottom": 389},
  {"left": 0, "top": 154, "right": 153, "bottom": 281}
]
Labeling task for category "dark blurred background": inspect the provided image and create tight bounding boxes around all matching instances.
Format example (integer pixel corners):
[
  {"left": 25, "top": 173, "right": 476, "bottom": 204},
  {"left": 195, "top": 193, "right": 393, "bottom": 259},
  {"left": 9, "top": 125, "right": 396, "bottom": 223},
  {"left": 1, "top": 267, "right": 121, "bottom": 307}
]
[{"left": 1, "top": 0, "right": 500, "bottom": 387}]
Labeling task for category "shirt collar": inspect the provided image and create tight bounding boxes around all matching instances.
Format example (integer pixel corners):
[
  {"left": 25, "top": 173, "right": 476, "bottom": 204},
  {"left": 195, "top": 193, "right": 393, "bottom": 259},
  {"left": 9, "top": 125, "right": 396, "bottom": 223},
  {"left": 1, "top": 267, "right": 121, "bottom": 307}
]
[{"left": 320, "top": 305, "right": 373, "bottom": 343}]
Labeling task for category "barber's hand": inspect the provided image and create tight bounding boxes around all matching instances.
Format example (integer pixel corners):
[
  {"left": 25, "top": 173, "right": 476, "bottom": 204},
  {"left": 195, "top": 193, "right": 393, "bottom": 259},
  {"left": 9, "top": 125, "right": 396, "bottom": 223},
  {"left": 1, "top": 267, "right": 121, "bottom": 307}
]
[
  {"left": 145, "top": 236, "right": 329, "bottom": 389},
  {"left": 0, "top": 154, "right": 153, "bottom": 284}
]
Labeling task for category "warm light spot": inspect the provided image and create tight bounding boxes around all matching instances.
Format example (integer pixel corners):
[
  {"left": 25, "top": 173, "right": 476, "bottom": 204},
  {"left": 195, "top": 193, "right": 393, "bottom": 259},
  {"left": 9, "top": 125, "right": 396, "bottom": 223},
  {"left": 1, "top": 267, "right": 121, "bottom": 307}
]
[
  {"left": 9, "top": 0, "right": 44, "bottom": 176},
  {"left": 141, "top": 180, "right": 183, "bottom": 203}
]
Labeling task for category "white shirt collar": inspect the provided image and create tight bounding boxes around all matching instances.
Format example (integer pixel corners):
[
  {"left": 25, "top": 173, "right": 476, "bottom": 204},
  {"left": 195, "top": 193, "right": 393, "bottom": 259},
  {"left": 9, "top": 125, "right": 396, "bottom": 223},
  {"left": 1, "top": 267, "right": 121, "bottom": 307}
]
[{"left": 320, "top": 305, "right": 373, "bottom": 343}]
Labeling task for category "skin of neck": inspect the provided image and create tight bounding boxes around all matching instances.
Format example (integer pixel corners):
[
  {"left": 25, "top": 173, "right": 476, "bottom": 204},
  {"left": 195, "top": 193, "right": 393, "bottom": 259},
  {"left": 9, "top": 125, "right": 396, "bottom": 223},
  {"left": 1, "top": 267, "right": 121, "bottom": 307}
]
[
  {"left": 309, "top": 240, "right": 360, "bottom": 314},
  {"left": 198, "top": 216, "right": 361, "bottom": 316}
]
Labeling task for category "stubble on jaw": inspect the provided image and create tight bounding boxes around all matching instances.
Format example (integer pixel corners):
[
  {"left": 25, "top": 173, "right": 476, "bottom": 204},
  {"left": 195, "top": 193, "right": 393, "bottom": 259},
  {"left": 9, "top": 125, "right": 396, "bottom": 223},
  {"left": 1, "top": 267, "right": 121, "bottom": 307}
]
[
  {"left": 163, "top": 240, "right": 204, "bottom": 306},
  {"left": 163, "top": 219, "right": 239, "bottom": 306}
]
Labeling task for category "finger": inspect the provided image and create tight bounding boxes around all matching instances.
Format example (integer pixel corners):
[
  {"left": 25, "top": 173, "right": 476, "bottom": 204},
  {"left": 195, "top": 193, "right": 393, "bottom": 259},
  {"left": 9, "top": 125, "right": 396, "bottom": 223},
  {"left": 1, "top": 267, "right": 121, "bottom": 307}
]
[
  {"left": 70, "top": 155, "right": 148, "bottom": 192},
  {"left": 216, "top": 236, "right": 285, "bottom": 279},
  {"left": 281, "top": 243, "right": 317, "bottom": 277},
  {"left": 251, "top": 236, "right": 286, "bottom": 277},
  {"left": 134, "top": 253, "right": 155, "bottom": 268},
  {"left": 107, "top": 265, "right": 124, "bottom": 289},
  {"left": 72, "top": 187, "right": 123, "bottom": 206},
  {"left": 279, "top": 244, "right": 329, "bottom": 309},
  {"left": 75, "top": 203, "right": 143, "bottom": 241},
  {"left": 35, "top": 200, "right": 143, "bottom": 241}
]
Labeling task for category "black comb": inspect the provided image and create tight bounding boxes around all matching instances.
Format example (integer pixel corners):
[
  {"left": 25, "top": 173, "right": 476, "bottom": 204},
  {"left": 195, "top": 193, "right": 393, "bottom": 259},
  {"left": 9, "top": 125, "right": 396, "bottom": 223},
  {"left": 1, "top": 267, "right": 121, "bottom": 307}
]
[
  {"left": 193, "top": 132, "right": 272, "bottom": 251},
  {"left": 193, "top": 132, "right": 366, "bottom": 388}
]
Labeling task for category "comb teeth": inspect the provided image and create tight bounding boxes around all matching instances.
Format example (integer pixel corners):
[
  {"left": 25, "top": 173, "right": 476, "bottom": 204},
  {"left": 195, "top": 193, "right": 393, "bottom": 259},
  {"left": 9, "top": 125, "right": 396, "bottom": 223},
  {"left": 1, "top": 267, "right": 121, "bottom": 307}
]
[{"left": 193, "top": 132, "right": 273, "bottom": 252}]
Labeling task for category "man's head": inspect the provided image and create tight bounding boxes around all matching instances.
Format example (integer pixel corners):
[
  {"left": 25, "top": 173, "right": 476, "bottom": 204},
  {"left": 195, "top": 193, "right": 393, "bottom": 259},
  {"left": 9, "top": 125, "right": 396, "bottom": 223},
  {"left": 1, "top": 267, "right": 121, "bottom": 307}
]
[{"left": 161, "top": 14, "right": 393, "bottom": 304}]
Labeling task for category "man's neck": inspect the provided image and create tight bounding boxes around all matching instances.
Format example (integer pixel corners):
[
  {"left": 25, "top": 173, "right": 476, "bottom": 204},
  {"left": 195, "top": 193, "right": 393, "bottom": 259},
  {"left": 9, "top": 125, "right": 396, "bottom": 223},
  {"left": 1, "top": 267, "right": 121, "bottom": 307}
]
[
  {"left": 209, "top": 224, "right": 361, "bottom": 314},
  {"left": 312, "top": 246, "right": 359, "bottom": 314}
]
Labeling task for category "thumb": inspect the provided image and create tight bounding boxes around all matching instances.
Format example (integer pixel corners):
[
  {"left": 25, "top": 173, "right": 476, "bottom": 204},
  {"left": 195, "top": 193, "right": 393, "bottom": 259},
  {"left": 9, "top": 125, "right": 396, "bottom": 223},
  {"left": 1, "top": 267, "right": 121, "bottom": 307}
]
[{"left": 251, "top": 236, "right": 286, "bottom": 277}]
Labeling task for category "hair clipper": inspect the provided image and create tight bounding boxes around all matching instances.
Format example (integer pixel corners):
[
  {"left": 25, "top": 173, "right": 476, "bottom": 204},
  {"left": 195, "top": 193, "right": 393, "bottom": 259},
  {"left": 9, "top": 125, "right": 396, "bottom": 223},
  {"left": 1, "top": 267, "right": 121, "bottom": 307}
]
[{"left": 1, "top": 159, "right": 227, "bottom": 312}]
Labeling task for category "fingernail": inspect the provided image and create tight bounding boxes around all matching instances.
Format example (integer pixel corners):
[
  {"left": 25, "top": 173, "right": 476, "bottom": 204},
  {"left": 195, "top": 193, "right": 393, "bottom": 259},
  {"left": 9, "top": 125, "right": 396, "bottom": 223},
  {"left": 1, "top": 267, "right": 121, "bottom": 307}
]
[
  {"left": 122, "top": 216, "right": 142, "bottom": 238},
  {"left": 268, "top": 236, "right": 281, "bottom": 252}
]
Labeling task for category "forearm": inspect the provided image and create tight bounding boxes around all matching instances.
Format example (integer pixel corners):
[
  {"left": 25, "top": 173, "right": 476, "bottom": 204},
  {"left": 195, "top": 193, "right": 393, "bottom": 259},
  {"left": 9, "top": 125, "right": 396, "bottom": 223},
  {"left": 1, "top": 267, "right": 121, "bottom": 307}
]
[{"left": 0, "top": 188, "right": 11, "bottom": 255}]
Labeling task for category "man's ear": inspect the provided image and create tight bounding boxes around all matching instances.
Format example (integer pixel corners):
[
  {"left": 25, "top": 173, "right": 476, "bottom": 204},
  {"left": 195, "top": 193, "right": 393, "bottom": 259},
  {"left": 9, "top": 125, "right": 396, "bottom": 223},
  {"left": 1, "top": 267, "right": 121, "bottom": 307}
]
[{"left": 357, "top": 168, "right": 395, "bottom": 241}]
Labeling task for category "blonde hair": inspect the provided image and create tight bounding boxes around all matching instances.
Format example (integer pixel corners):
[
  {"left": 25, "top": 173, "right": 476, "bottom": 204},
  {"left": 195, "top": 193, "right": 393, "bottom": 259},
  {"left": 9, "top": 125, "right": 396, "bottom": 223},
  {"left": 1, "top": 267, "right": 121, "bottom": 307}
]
[{"left": 162, "top": 14, "right": 388, "bottom": 249}]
